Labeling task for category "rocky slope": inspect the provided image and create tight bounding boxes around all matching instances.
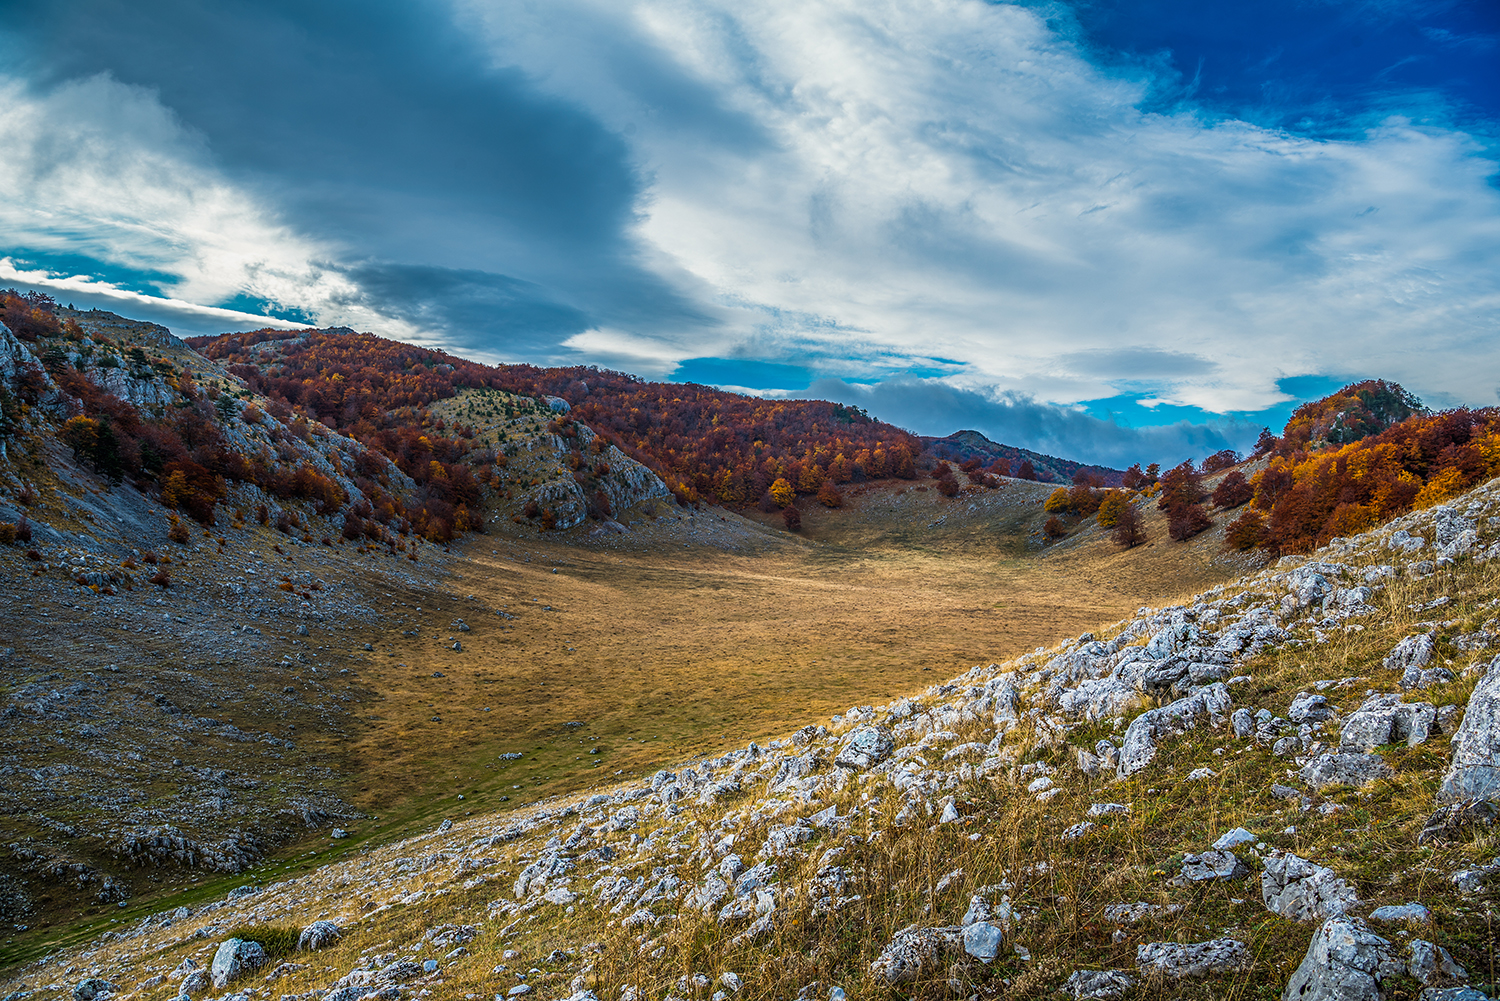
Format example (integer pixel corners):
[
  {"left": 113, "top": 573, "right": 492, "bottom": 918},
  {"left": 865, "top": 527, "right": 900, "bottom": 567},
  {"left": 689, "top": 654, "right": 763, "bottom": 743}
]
[{"left": 9, "top": 479, "right": 1500, "bottom": 1001}]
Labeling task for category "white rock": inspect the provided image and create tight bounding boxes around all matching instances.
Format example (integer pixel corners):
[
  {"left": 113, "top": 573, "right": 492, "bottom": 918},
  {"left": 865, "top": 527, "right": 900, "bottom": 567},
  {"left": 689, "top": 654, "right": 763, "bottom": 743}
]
[
  {"left": 1282, "top": 915, "right": 1400, "bottom": 1001},
  {"left": 1261, "top": 852, "right": 1360, "bottom": 921}
]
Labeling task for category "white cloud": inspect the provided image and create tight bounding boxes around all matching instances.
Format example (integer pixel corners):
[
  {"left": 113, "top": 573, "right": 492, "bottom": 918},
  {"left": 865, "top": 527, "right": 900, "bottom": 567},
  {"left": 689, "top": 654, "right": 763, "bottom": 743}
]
[
  {"left": 0, "top": 73, "right": 421, "bottom": 339},
  {"left": 460, "top": 0, "right": 1500, "bottom": 410}
]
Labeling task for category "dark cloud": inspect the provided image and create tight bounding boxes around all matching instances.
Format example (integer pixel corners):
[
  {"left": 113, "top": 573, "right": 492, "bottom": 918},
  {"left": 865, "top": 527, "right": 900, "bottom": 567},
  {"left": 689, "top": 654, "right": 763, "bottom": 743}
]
[
  {"left": 336, "top": 262, "right": 593, "bottom": 360},
  {"left": 799, "top": 377, "right": 1261, "bottom": 468},
  {"left": 0, "top": 0, "right": 716, "bottom": 336}
]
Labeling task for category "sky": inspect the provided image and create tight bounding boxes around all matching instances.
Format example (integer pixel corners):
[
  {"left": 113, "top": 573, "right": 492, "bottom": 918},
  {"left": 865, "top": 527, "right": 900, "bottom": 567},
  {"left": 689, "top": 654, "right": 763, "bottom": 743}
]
[{"left": 0, "top": 0, "right": 1496, "bottom": 467}]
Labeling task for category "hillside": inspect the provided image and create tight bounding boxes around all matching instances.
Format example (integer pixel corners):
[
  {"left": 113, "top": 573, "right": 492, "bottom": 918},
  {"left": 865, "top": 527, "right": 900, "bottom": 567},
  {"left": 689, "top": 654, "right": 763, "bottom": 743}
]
[
  {"left": 8, "top": 301, "right": 1500, "bottom": 1000},
  {"left": 6, "top": 475, "right": 1499, "bottom": 1001}
]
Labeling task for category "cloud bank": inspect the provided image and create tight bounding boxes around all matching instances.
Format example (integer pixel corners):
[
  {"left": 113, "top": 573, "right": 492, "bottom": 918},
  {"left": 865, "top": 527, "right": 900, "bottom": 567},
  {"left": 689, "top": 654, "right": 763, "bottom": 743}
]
[{"left": 801, "top": 377, "right": 1261, "bottom": 468}]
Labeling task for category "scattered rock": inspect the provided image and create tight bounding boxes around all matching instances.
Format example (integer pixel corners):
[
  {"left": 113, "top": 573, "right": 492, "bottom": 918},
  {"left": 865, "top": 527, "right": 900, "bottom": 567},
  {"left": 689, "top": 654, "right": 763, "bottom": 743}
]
[
  {"left": 961, "top": 921, "right": 1003, "bottom": 963},
  {"left": 1437, "top": 655, "right": 1500, "bottom": 803},
  {"left": 1289, "top": 693, "right": 1334, "bottom": 724},
  {"left": 211, "top": 938, "right": 267, "bottom": 989},
  {"left": 1063, "top": 969, "right": 1137, "bottom": 999},
  {"left": 1117, "top": 683, "right": 1232, "bottom": 776},
  {"left": 298, "top": 919, "right": 342, "bottom": 951},
  {"left": 1299, "top": 752, "right": 1392, "bottom": 790},
  {"left": 834, "top": 727, "right": 894, "bottom": 770},
  {"left": 1282, "top": 915, "right": 1399, "bottom": 1001},
  {"left": 1407, "top": 939, "right": 1467, "bottom": 985},
  {"left": 1368, "top": 902, "right": 1432, "bottom": 924},
  {"left": 869, "top": 925, "right": 961, "bottom": 984},
  {"left": 1136, "top": 938, "right": 1247, "bottom": 977},
  {"left": 1385, "top": 634, "right": 1436, "bottom": 674},
  {"left": 1261, "top": 852, "right": 1359, "bottom": 921},
  {"left": 1212, "top": 827, "right": 1257, "bottom": 850},
  {"left": 1339, "top": 694, "right": 1435, "bottom": 751},
  {"left": 1175, "top": 850, "right": 1248, "bottom": 884},
  {"left": 72, "top": 980, "right": 117, "bottom": 1001},
  {"left": 1418, "top": 799, "right": 1499, "bottom": 845}
]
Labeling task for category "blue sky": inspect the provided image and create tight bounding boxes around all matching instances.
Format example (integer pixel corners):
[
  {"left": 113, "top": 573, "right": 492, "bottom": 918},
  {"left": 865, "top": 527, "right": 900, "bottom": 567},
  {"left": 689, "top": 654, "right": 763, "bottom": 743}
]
[{"left": 0, "top": 0, "right": 1496, "bottom": 466}]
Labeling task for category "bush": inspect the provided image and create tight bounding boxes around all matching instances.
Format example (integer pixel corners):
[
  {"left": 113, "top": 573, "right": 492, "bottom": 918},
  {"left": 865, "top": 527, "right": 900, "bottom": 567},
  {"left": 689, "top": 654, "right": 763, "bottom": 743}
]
[
  {"left": 817, "top": 481, "right": 843, "bottom": 508},
  {"left": 222, "top": 925, "right": 299, "bottom": 959},
  {"left": 769, "top": 477, "right": 796, "bottom": 508},
  {"left": 936, "top": 475, "right": 959, "bottom": 497},
  {"left": 1096, "top": 490, "right": 1128, "bottom": 527},
  {"left": 1044, "top": 487, "right": 1070, "bottom": 513},
  {"left": 1168, "top": 505, "right": 1214, "bottom": 541},
  {"left": 1111, "top": 501, "right": 1144, "bottom": 548},
  {"left": 1043, "top": 515, "right": 1066, "bottom": 540},
  {"left": 1212, "top": 471, "right": 1254, "bottom": 509},
  {"left": 149, "top": 569, "right": 171, "bottom": 587},
  {"left": 782, "top": 505, "right": 801, "bottom": 531},
  {"left": 1225, "top": 509, "right": 1266, "bottom": 551},
  {"left": 167, "top": 518, "right": 192, "bottom": 544},
  {"left": 15, "top": 517, "right": 31, "bottom": 543}
]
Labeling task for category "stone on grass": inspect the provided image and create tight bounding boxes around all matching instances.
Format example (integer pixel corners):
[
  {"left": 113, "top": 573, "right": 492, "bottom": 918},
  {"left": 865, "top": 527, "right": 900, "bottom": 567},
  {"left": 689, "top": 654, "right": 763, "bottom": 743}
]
[
  {"left": 1282, "top": 915, "right": 1399, "bottom": 1001},
  {"left": 1176, "top": 850, "right": 1248, "bottom": 884},
  {"left": 1437, "top": 654, "right": 1500, "bottom": 804},
  {"left": 1418, "top": 989, "right": 1489, "bottom": 1001},
  {"left": 1407, "top": 940, "right": 1467, "bottom": 985},
  {"left": 1289, "top": 693, "right": 1334, "bottom": 724},
  {"left": 179, "top": 968, "right": 210, "bottom": 996},
  {"left": 1368, "top": 902, "right": 1432, "bottom": 925},
  {"left": 1262, "top": 852, "right": 1359, "bottom": 921},
  {"left": 1064, "top": 969, "right": 1137, "bottom": 1000},
  {"left": 1213, "top": 827, "right": 1257, "bottom": 850},
  {"left": 869, "top": 925, "right": 961, "bottom": 984},
  {"left": 1136, "top": 938, "right": 1247, "bottom": 977},
  {"left": 1418, "top": 799, "right": 1499, "bottom": 845},
  {"left": 210, "top": 939, "right": 266, "bottom": 988},
  {"left": 962, "top": 921, "right": 1004, "bottom": 963},
  {"left": 834, "top": 726, "right": 894, "bottom": 770},
  {"left": 1385, "top": 634, "right": 1436, "bottom": 674},
  {"left": 1117, "top": 683, "right": 1232, "bottom": 777},
  {"left": 72, "top": 980, "right": 117, "bottom": 1001},
  {"left": 1299, "top": 753, "right": 1392, "bottom": 791},
  {"left": 298, "top": 920, "right": 342, "bottom": 951},
  {"left": 1339, "top": 694, "right": 1436, "bottom": 751}
]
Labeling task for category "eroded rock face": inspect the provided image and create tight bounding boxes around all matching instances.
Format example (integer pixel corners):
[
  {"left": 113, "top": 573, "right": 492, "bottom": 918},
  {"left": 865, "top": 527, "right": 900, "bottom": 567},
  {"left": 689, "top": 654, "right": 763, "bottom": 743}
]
[
  {"left": 1261, "top": 852, "right": 1359, "bottom": 922},
  {"left": 1282, "top": 916, "right": 1399, "bottom": 1001},
  {"left": 869, "top": 924, "right": 961, "bottom": 984},
  {"left": 1438, "top": 655, "right": 1500, "bottom": 804}
]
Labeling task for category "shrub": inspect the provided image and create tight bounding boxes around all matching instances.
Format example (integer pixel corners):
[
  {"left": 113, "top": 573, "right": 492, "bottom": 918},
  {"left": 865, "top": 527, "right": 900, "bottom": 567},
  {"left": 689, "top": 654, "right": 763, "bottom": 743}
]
[
  {"left": 1111, "top": 501, "right": 1144, "bottom": 548},
  {"left": 769, "top": 477, "right": 796, "bottom": 508},
  {"left": 782, "top": 505, "right": 801, "bottom": 531},
  {"left": 1168, "top": 505, "right": 1214, "bottom": 541},
  {"left": 936, "top": 475, "right": 959, "bottom": 498},
  {"left": 149, "top": 569, "right": 171, "bottom": 587},
  {"left": 167, "top": 518, "right": 191, "bottom": 544},
  {"left": 817, "top": 480, "right": 843, "bottom": 508},
  {"left": 15, "top": 517, "right": 31, "bottom": 543},
  {"left": 1044, "top": 488, "right": 1070, "bottom": 513},
  {"left": 1224, "top": 509, "right": 1266, "bottom": 551},
  {"left": 1043, "top": 515, "right": 1066, "bottom": 540},
  {"left": 1096, "top": 490, "right": 1128, "bottom": 528},
  {"left": 1200, "top": 449, "right": 1241, "bottom": 474},
  {"left": 1212, "top": 471, "right": 1254, "bottom": 509}
]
